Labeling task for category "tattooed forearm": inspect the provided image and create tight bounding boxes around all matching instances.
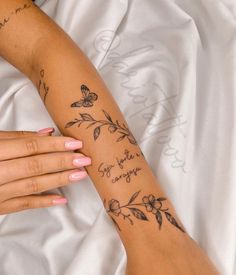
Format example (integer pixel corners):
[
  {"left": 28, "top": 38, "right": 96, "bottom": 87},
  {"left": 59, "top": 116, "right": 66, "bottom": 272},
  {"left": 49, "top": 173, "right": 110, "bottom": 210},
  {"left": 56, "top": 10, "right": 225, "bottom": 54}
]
[
  {"left": 0, "top": 3, "right": 32, "bottom": 31},
  {"left": 71, "top": 84, "right": 98, "bottom": 107},
  {"left": 38, "top": 69, "right": 49, "bottom": 102},
  {"left": 65, "top": 110, "right": 137, "bottom": 145},
  {"left": 104, "top": 190, "right": 185, "bottom": 232},
  {"left": 98, "top": 149, "right": 143, "bottom": 183}
]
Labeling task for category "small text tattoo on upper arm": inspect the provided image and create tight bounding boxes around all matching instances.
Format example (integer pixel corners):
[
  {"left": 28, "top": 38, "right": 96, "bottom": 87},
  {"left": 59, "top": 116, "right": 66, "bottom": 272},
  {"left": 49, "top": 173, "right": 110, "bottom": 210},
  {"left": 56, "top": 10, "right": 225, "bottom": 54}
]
[
  {"left": 38, "top": 69, "right": 49, "bottom": 103},
  {"left": 0, "top": 3, "right": 32, "bottom": 31},
  {"left": 15, "top": 3, "right": 31, "bottom": 14},
  {"left": 104, "top": 190, "right": 185, "bottom": 233},
  {"left": 65, "top": 109, "right": 137, "bottom": 145}
]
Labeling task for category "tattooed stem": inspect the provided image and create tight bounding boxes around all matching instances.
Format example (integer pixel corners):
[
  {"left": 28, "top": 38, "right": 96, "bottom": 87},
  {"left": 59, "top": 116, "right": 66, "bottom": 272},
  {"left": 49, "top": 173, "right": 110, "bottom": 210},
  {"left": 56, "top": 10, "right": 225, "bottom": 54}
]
[
  {"left": 65, "top": 110, "right": 137, "bottom": 145},
  {"left": 105, "top": 191, "right": 185, "bottom": 232},
  {"left": 120, "top": 213, "right": 134, "bottom": 225}
]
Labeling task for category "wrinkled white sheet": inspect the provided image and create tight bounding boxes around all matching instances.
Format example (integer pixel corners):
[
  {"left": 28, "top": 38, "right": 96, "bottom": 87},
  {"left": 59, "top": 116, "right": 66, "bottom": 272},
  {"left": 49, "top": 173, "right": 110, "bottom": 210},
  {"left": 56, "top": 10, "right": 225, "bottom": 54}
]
[{"left": 0, "top": 0, "right": 235, "bottom": 274}]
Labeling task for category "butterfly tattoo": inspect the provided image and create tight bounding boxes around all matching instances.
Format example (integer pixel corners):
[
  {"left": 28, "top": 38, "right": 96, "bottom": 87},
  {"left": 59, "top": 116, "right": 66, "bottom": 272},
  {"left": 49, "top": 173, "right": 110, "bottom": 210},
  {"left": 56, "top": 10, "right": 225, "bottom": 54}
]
[{"left": 71, "top": 84, "right": 98, "bottom": 108}]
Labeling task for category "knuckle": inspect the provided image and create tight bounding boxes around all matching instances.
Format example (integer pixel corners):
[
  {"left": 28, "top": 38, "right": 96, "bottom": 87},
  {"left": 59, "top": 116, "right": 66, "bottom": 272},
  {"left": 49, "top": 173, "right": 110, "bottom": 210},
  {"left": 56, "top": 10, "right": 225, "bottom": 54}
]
[
  {"left": 58, "top": 154, "right": 71, "bottom": 170},
  {"left": 20, "top": 199, "right": 31, "bottom": 210},
  {"left": 27, "top": 157, "right": 44, "bottom": 175},
  {"left": 0, "top": 162, "right": 4, "bottom": 173},
  {"left": 0, "top": 188, "right": 5, "bottom": 203},
  {"left": 20, "top": 131, "right": 27, "bottom": 137},
  {"left": 0, "top": 163, "right": 8, "bottom": 185},
  {"left": 25, "top": 139, "right": 39, "bottom": 155},
  {"left": 25, "top": 177, "right": 40, "bottom": 193},
  {"left": 51, "top": 138, "right": 63, "bottom": 151},
  {"left": 58, "top": 172, "right": 69, "bottom": 186}
]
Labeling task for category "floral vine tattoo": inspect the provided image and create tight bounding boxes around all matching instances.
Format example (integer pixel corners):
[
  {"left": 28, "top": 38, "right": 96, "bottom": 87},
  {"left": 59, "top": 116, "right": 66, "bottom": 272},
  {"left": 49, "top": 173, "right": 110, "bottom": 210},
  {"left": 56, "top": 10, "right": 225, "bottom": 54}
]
[
  {"left": 104, "top": 190, "right": 185, "bottom": 232},
  {"left": 38, "top": 69, "right": 49, "bottom": 103},
  {"left": 0, "top": 3, "right": 32, "bottom": 31},
  {"left": 65, "top": 110, "right": 137, "bottom": 145},
  {"left": 71, "top": 84, "right": 98, "bottom": 108}
]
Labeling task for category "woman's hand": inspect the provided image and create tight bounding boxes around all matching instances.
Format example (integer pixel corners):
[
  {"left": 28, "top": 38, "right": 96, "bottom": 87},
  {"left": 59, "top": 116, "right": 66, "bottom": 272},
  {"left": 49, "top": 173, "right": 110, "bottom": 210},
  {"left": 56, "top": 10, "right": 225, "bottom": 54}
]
[{"left": 0, "top": 128, "right": 91, "bottom": 215}]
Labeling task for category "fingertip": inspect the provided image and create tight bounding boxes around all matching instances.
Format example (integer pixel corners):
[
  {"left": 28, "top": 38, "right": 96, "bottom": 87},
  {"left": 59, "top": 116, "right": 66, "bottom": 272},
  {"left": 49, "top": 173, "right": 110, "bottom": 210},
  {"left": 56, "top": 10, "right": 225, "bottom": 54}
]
[
  {"left": 37, "top": 127, "right": 55, "bottom": 136},
  {"left": 65, "top": 140, "right": 83, "bottom": 150},
  {"left": 52, "top": 197, "right": 68, "bottom": 205}
]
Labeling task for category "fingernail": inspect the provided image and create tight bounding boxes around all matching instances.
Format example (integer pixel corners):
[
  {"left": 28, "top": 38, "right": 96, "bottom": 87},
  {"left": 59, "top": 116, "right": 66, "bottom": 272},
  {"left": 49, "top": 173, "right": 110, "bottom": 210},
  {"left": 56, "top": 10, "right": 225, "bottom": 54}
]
[
  {"left": 73, "top": 157, "right": 91, "bottom": 167},
  {"left": 69, "top": 170, "right": 88, "bottom": 181},
  {"left": 37, "top": 127, "right": 54, "bottom": 134},
  {"left": 52, "top": 198, "right": 67, "bottom": 205},
  {"left": 65, "top": 140, "right": 83, "bottom": 150}
]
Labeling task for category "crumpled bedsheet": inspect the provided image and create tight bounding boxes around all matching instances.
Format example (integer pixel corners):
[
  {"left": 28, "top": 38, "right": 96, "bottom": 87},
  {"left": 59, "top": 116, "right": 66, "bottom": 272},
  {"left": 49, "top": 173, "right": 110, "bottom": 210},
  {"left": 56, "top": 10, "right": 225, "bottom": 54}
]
[{"left": 0, "top": 0, "right": 235, "bottom": 274}]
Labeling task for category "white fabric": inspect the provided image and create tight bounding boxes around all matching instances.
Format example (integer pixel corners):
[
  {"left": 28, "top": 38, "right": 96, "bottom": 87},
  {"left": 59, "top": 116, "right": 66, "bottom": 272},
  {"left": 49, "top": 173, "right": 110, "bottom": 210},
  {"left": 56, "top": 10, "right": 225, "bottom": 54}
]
[{"left": 0, "top": 0, "right": 235, "bottom": 274}]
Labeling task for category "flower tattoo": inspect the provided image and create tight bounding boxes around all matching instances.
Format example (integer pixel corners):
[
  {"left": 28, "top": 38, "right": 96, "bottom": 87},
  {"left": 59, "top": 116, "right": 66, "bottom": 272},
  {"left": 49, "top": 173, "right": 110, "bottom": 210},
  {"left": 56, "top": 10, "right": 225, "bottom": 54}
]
[
  {"left": 142, "top": 195, "right": 162, "bottom": 214},
  {"left": 108, "top": 199, "right": 121, "bottom": 216},
  {"left": 71, "top": 84, "right": 98, "bottom": 108},
  {"left": 104, "top": 190, "right": 185, "bottom": 232}
]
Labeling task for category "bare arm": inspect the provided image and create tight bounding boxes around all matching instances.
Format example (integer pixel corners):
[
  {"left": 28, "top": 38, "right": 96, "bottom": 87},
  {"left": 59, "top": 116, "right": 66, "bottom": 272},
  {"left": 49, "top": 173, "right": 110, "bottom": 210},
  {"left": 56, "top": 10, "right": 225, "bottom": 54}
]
[{"left": 0, "top": 1, "right": 219, "bottom": 274}]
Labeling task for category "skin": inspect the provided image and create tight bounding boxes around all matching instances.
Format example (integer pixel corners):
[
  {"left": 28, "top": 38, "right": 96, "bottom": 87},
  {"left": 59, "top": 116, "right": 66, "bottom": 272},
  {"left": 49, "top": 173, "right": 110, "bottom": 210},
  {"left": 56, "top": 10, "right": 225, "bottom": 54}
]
[
  {"left": 0, "top": 129, "right": 90, "bottom": 214},
  {"left": 0, "top": 1, "right": 220, "bottom": 274}
]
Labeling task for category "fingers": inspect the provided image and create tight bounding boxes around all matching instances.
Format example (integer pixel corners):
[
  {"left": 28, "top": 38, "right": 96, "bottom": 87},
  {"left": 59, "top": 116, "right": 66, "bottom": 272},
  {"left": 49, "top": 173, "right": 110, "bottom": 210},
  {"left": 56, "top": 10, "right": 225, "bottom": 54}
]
[
  {"left": 0, "top": 169, "right": 88, "bottom": 202},
  {"left": 0, "top": 152, "right": 91, "bottom": 185},
  {"left": 0, "top": 127, "right": 54, "bottom": 140},
  {"left": 0, "top": 135, "right": 83, "bottom": 161},
  {"left": 0, "top": 194, "right": 68, "bottom": 215}
]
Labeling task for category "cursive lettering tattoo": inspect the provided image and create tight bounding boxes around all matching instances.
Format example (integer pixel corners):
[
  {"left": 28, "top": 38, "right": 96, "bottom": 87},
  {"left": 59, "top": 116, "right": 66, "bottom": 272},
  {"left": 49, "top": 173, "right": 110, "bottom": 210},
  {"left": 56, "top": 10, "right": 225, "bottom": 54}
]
[
  {"left": 97, "top": 149, "right": 143, "bottom": 183},
  {"left": 65, "top": 110, "right": 137, "bottom": 145},
  {"left": 116, "top": 149, "right": 140, "bottom": 169},
  {"left": 0, "top": 3, "right": 32, "bottom": 31},
  {"left": 71, "top": 84, "right": 98, "bottom": 107},
  {"left": 38, "top": 69, "right": 49, "bottom": 103},
  {"left": 15, "top": 3, "right": 31, "bottom": 14},
  {"left": 98, "top": 162, "right": 115, "bottom": 178},
  {"left": 104, "top": 190, "right": 185, "bottom": 232},
  {"left": 111, "top": 167, "right": 142, "bottom": 183}
]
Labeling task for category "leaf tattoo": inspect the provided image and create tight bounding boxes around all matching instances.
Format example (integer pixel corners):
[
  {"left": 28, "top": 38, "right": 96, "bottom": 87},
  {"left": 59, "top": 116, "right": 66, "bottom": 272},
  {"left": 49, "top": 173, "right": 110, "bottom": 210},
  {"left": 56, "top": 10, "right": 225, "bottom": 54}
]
[
  {"left": 93, "top": 127, "right": 101, "bottom": 140},
  {"left": 155, "top": 211, "right": 162, "bottom": 229},
  {"left": 71, "top": 85, "right": 98, "bottom": 107},
  {"left": 127, "top": 190, "right": 141, "bottom": 204},
  {"left": 38, "top": 69, "right": 49, "bottom": 103},
  {"left": 129, "top": 208, "right": 148, "bottom": 221},
  {"left": 65, "top": 109, "right": 137, "bottom": 145},
  {"left": 105, "top": 191, "right": 185, "bottom": 233},
  {"left": 164, "top": 212, "right": 185, "bottom": 232}
]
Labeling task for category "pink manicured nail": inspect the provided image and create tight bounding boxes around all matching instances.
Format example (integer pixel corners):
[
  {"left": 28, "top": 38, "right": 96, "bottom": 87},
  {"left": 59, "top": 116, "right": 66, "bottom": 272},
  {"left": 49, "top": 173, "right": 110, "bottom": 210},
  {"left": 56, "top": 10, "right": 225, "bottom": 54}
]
[
  {"left": 37, "top": 127, "right": 55, "bottom": 134},
  {"left": 52, "top": 198, "right": 67, "bottom": 205},
  {"left": 73, "top": 157, "right": 91, "bottom": 167},
  {"left": 69, "top": 170, "right": 88, "bottom": 181},
  {"left": 65, "top": 140, "right": 83, "bottom": 150}
]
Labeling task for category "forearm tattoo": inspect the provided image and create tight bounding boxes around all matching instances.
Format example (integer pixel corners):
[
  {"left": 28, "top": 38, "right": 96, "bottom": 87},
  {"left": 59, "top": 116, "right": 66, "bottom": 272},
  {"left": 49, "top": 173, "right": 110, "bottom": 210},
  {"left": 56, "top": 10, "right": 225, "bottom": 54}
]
[
  {"left": 0, "top": 3, "right": 32, "bottom": 31},
  {"left": 38, "top": 69, "right": 49, "bottom": 102},
  {"left": 98, "top": 149, "right": 144, "bottom": 183},
  {"left": 71, "top": 85, "right": 98, "bottom": 107},
  {"left": 65, "top": 109, "right": 137, "bottom": 145},
  {"left": 104, "top": 190, "right": 185, "bottom": 233}
]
